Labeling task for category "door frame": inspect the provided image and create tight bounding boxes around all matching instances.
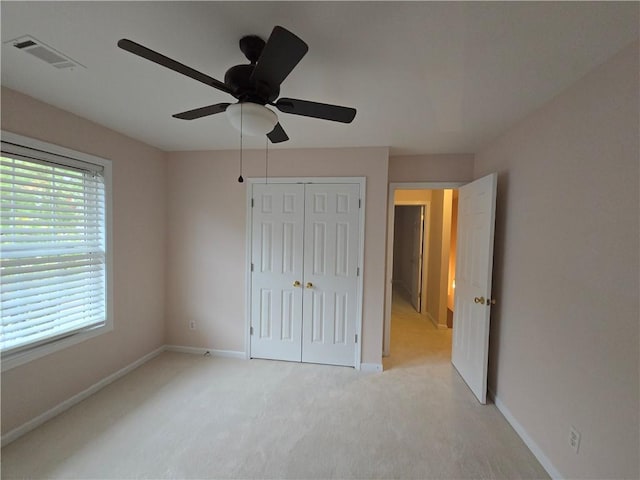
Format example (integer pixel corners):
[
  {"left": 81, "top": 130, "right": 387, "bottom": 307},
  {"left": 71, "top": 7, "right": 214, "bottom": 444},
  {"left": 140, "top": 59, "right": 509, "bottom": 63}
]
[
  {"left": 384, "top": 182, "right": 464, "bottom": 357},
  {"left": 245, "top": 177, "right": 367, "bottom": 369}
]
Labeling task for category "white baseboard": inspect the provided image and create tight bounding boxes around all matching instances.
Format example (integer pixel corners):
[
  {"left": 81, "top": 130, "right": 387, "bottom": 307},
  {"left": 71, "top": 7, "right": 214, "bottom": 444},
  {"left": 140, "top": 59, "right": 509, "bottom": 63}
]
[
  {"left": 425, "top": 312, "right": 448, "bottom": 330},
  {"left": 1, "top": 345, "right": 165, "bottom": 447},
  {"left": 212, "top": 349, "right": 246, "bottom": 359},
  {"left": 360, "top": 363, "right": 383, "bottom": 372},
  {"left": 489, "top": 389, "right": 563, "bottom": 480},
  {"left": 165, "top": 344, "right": 246, "bottom": 359},
  {"left": 426, "top": 312, "right": 439, "bottom": 328},
  {"left": 164, "top": 344, "right": 208, "bottom": 355}
]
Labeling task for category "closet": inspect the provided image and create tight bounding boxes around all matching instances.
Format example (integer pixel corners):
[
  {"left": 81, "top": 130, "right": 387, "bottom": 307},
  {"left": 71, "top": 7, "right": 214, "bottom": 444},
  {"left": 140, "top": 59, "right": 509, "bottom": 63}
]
[{"left": 249, "top": 180, "right": 363, "bottom": 367}]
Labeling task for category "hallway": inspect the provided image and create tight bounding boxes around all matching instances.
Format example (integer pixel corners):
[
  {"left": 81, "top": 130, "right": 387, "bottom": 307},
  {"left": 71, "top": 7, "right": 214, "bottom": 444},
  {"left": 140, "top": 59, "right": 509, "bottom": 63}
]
[{"left": 383, "top": 286, "right": 452, "bottom": 370}]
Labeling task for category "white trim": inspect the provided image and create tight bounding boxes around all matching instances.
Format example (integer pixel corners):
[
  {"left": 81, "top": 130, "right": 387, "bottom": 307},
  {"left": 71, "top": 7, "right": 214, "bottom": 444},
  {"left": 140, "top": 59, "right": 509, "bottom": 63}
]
[
  {"left": 2, "top": 326, "right": 112, "bottom": 372},
  {"left": 245, "top": 177, "right": 366, "bottom": 369},
  {"left": 165, "top": 345, "right": 245, "bottom": 359},
  {"left": 360, "top": 363, "right": 383, "bottom": 373},
  {"left": 211, "top": 349, "right": 246, "bottom": 359},
  {"left": 1, "top": 131, "right": 113, "bottom": 170},
  {"left": 425, "top": 312, "right": 448, "bottom": 329},
  {"left": 244, "top": 181, "right": 253, "bottom": 360},
  {"left": 384, "top": 182, "right": 465, "bottom": 356},
  {"left": 355, "top": 179, "right": 366, "bottom": 370},
  {"left": 1, "top": 346, "right": 164, "bottom": 447},
  {"left": 248, "top": 176, "right": 365, "bottom": 185},
  {"left": 391, "top": 182, "right": 464, "bottom": 190},
  {"left": 0, "top": 131, "right": 114, "bottom": 372},
  {"left": 489, "top": 389, "right": 563, "bottom": 480}
]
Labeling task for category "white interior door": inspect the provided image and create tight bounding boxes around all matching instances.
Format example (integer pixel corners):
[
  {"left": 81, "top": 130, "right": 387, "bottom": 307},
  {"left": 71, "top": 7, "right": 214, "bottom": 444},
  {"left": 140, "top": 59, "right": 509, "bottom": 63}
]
[
  {"left": 452, "top": 173, "right": 497, "bottom": 404},
  {"left": 409, "top": 206, "right": 424, "bottom": 312},
  {"left": 302, "top": 184, "right": 360, "bottom": 367},
  {"left": 250, "top": 184, "right": 304, "bottom": 362}
]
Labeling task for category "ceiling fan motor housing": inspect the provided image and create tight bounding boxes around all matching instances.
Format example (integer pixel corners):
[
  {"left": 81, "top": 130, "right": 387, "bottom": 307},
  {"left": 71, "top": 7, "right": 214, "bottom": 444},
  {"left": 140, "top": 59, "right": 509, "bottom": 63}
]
[
  {"left": 239, "top": 35, "right": 265, "bottom": 64},
  {"left": 224, "top": 64, "right": 279, "bottom": 103}
]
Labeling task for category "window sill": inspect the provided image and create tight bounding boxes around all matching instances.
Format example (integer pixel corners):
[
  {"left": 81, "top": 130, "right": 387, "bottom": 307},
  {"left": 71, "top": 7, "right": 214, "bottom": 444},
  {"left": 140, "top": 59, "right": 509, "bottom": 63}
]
[{"left": 1, "top": 323, "right": 113, "bottom": 372}]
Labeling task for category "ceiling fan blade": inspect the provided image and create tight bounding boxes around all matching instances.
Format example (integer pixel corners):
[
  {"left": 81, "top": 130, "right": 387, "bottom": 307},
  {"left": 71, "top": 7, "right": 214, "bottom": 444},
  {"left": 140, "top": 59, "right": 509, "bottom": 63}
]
[
  {"left": 250, "top": 27, "right": 308, "bottom": 90},
  {"left": 172, "top": 103, "right": 231, "bottom": 120},
  {"left": 275, "top": 98, "right": 356, "bottom": 123},
  {"left": 267, "top": 122, "right": 289, "bottom": 143},
  {"left": 118, "top": 39, "right": 234, "bottom": 96}
]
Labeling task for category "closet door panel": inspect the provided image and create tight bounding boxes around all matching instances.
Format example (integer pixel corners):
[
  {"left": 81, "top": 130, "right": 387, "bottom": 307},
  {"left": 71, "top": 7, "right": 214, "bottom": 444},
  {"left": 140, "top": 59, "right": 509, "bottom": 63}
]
[
  {"left": 302, "top": 184, "right": 360, "bottom": 367},
  {"left": 250, "top": 184, "right": 304, "bottom": 362}
]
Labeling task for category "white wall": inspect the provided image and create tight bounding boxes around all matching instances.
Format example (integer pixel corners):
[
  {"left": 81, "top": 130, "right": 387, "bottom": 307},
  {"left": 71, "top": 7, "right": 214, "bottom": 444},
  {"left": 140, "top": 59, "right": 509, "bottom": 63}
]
[
  {"left": 475, "top": 42, "right": 639, "bottom": 479},
  {"left": 165, "top": 147, "right": 389, "bottom": 366},
  {"left": 1, "top": 87, "right": 167, "bottom": 434}
]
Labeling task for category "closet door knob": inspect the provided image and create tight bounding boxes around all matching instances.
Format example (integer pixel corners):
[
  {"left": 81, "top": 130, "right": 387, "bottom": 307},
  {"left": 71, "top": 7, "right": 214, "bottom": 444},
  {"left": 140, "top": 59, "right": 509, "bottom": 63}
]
[
  {"left": 474, "top": 296, "right": 485, "bottom": 305},
  {"left": 293, "top": 281, "right": 301, "bottom": 287},
  {"left": 306, "top": 282, "right": 313, "bottom": 289}
]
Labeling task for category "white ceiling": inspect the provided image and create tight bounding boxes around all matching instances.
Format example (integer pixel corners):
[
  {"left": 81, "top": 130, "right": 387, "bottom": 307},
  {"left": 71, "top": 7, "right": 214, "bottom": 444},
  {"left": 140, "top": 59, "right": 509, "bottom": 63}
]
[{"left": 1, "top": 2, "right": 638, "bottom": 155}]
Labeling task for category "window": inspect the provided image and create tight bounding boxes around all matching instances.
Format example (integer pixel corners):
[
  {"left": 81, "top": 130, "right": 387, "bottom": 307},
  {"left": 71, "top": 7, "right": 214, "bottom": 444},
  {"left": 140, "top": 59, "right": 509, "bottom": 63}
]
[{"left": 1, "top": 132, "right": 112, "bottom": 370}]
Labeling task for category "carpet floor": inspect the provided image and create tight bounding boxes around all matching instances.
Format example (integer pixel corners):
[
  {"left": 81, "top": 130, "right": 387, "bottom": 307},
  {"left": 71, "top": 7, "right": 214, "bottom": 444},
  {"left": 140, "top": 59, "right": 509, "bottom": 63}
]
[{"left": 1, "top": 291, "right": 549, "bottom": 479}]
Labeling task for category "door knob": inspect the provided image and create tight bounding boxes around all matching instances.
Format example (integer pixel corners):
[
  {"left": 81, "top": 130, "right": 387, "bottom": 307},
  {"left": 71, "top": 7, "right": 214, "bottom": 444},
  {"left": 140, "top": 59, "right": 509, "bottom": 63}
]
[
  {"left": 306, "top": 282, "right": 313, "bottom": 289},
  {"left": 488, "top": 298, "right": 496, "bottom": 305},
  {"left": 293, "top": 280, "right": 301, "bottom": 287},
  {"left": 474, "top": 296, "right": 485, "bottom": 305}
]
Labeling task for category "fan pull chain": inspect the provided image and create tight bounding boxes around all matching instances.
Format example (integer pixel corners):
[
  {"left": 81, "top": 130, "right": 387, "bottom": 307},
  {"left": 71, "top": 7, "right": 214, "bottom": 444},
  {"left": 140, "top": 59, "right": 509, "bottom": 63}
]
[
  {"left": 265, "top": 137, "right": 269, "bottom": 184},
  {"left": 238, "top": 103, "right": 244, "bottom": 183}
]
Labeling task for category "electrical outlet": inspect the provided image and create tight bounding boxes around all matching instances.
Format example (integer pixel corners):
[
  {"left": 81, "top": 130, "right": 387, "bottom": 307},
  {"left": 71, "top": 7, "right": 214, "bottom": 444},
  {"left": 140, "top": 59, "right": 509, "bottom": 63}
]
[
  {"left": 569, "top": 426, "right": 581, "bottom": 454},
  {"left": 189, "top": 320, "right": 196, "bottom": 330}
]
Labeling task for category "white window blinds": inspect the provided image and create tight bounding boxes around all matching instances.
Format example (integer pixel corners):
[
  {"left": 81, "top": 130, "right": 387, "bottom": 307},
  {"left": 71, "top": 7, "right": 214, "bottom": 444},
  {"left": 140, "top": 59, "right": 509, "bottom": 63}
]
[{"left": 1, "top": 148, "right": 107, "bottom": 355}]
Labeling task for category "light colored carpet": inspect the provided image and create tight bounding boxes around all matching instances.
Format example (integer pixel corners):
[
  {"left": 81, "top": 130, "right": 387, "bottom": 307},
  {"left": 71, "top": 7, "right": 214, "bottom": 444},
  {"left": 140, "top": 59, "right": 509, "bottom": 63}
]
[{"left": 1, "top": 291, "right": 549, "bottom": 479}]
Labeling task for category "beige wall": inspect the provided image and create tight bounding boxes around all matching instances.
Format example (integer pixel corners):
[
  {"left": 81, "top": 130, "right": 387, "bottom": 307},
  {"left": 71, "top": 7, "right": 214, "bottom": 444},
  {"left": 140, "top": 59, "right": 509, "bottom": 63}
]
[
  {"left": 388, "top": 154, "right": 474, "bottom": 183},
  {"left": 475, "top": 42, "right": 639, "bottom": 479},
  {"left": 394, "top": 189, "right": 432, "bottom": 204},
  {"left": 425, "top": 190, "right": 444, "bottom": 325},
  {"left": 165, "top": 147, "right": 389, "bottom": 365},
  {"left": 447, "top": 191, "right": 458, "bottom": 312},
  {"left": 1, "top": 88, "right": 167, "bottom": 433},
  {"left": 439, "top": 190, "right": 453, "bottom": 323}
]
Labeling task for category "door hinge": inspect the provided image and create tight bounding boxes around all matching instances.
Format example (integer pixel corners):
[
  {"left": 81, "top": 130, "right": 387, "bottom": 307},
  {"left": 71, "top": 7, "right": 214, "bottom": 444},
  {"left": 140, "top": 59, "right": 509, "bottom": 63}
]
[
  {"left": 251, "top": 198, "right": 254, "bottom": 208},
  {"left": 357, "top": 267, "right": 360, "bottom": 276},
  {"left": 355, "top": 333, "right": 358, "bottom": 343},
  {"left": 250, "top": 326, "right": 254, "bottom": 335},
  {"left": 359, "top": 198, "right": 362, "bottom": 208},
  {"left": 251, "top": 263, "right": 254, "bottom": 272}
]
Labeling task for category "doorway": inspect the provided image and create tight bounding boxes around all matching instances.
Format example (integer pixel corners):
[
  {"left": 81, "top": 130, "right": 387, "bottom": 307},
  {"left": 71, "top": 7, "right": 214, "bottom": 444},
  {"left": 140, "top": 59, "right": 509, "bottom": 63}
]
[
  {"left": 384, "top": 184, "right": 462, "bottom": 362},
  {"left": 393, "top": 205, "right": 425, "bottom": 313}
]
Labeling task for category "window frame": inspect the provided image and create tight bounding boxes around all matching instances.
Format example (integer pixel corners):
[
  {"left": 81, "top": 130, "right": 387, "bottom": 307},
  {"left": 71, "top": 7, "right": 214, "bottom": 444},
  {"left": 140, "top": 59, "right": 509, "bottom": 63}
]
[{"left": 1, "top": 131, "right": 113, "bottom": 372}]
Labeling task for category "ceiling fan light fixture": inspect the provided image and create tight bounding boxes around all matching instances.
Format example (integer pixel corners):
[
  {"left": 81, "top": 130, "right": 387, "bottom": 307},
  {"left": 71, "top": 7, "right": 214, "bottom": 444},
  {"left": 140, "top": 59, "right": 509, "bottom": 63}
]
[{"left": 226, "top": 102, "right": 277, "bottom": 136}]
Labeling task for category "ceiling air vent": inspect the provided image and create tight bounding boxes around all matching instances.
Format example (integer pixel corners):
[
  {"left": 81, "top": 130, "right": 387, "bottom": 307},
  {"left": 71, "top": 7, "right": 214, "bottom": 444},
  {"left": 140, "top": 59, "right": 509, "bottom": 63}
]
[{"left": 7, "top": 35, "right": 84, "bottom": 70}]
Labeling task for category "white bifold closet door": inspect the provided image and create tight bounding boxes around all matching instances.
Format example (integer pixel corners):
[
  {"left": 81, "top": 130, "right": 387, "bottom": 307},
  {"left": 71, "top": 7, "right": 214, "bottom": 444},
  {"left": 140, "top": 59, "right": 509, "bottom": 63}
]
[
  {"left": 250, "top": 182, "right": 360, "bottom": 367},
  {"left": 250, "top": 184, "right": 305, "bottom": 362}
]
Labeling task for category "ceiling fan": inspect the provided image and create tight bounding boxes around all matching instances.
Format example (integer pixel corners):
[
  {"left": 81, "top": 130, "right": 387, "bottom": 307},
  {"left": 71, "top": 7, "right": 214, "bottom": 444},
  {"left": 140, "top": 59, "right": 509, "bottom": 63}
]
[{"left": 117, "top": 26, "right": 356, "bottom": 143}]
